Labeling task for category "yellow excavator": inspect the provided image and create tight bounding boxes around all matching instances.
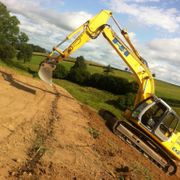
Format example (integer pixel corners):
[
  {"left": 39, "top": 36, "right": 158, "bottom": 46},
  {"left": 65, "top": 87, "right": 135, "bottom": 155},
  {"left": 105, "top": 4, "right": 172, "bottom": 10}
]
[{"left": 38, "top": 10, "right": 180, "bottom": 175}]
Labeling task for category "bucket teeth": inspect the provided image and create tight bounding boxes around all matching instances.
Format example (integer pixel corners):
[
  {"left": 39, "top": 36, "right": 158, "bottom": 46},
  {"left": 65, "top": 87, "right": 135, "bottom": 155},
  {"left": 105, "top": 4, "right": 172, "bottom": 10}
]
[{"left": 38, "top": 62, "right": 56, "bottom": 85}]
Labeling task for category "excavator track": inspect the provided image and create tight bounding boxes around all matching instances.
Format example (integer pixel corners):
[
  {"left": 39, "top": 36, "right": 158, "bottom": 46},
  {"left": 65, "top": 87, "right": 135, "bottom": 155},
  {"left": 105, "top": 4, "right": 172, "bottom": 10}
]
[
  {"left": 114, "top": 121, "right": 177, "bottom": 175},
  {"left": 100, "top": 110, "right": 177, "bottom": 175}
]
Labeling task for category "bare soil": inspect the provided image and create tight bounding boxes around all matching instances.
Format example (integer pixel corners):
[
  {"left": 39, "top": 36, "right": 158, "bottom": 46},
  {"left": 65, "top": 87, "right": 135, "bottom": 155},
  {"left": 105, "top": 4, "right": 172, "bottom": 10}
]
[{"left": 0, "top": 67, "right": 180, "bottom": 180}]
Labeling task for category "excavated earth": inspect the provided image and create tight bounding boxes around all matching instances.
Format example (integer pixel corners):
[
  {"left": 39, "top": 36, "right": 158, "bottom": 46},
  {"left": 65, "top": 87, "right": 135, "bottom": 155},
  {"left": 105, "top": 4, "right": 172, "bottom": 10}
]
[{"left": 0, "top": 66, "right": 180, "bottom": 180}]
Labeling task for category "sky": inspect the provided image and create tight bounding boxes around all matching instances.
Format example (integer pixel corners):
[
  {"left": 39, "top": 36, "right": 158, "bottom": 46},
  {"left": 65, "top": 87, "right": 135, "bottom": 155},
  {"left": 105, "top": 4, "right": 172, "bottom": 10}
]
[{"left": 1, "top": 0, "right": 180, "bottom": 85}]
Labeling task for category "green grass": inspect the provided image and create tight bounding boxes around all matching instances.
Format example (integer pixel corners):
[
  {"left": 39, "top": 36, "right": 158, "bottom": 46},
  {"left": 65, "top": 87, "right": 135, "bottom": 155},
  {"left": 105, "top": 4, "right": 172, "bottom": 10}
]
[
  {"left": 155, "top": 80, "right": 180, "bottom": 100},
  {"left": 61, "top": 61, "right": 74, "bottom": 71},
  {"left": 0, "top": 59, "right": 32, "bottom": 77},
  {"left": 17, "top": 55, "right": 44, "bottom": 71},
  {"left": 54, "top": 79, "right": 123, "bottom": 118},
  {"left": 131, "top": 162, "right": 153, "bottom": 180},
  {"left": 173, "top": 107, "right": 180, "bottom": 116}
]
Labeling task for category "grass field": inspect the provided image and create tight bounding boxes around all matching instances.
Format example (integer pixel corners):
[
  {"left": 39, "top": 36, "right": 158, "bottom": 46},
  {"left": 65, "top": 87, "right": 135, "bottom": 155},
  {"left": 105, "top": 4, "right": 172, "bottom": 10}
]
[
  {"left": 155, "top": 80, "right": 180, "bottom": 100},
  {"left": 0, "top": 55, "right": 180, "bottom": 117},
  {"left": 54, "top": 79, "right": 123, "bottom": 118}
]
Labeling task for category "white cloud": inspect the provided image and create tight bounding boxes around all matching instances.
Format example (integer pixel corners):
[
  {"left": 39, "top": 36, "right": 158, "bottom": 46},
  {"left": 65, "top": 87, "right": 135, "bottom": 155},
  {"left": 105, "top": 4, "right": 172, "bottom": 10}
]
[
  {"left": 126, "top": 0, "right": 160, "bottom": 3},
  {"left": 109, "top": 0, "right": 180, "bottom": 32},
  {"left": 137, "top": 38, "right": 180, "bottom": 85},
  {"left": 147, "top": 38, "right": 180, "bottom": 63},
  {"left": 2, "top": 0, "right": 92, "bottom": 32}
]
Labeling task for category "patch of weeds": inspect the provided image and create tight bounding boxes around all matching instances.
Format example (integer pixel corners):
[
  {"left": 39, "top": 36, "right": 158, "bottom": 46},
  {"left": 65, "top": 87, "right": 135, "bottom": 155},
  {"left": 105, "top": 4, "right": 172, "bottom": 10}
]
[
  {"left": 28, "top": 126, "right": 47, "bottom": 157},
  {"left": 115, "top": 165, "right": 131, "bottom": 180},
  {"left": 119, "top": 176, "right": 125, "bottom": 180},
  {"left": 87, "top": 127, "right": 100, "bottom": 139},
  {"left": 14, "top": 126, "right": 49, "bottom": 177},
  {"left": 131, "top": 162, "right": 153, "bottom": 180}
]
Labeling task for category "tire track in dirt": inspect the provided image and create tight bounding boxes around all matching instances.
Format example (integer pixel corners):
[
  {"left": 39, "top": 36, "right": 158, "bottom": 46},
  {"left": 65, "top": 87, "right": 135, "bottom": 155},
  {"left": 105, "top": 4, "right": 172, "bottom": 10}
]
[
  {"left": 0, "top": 67, "right": 56, "bottom": 179},
  {"left": 10, "top": 85, "right": 60, "bottom": 179}
]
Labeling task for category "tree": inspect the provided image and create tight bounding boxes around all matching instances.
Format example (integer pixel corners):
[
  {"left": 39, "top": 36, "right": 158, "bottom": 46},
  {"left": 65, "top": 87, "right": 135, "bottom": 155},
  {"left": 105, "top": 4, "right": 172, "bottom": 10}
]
[
  {"left": 72, "top": 56, "right": 87, "bottom": 69},
  {"left": 0, "top": 44, "right": 16, "bottom": 61},
  {"left": 68, "top": 56, "right": 90, "bottom": 84},
  {"left": 53, "top": 64, "right": 68, "bottom": 79},
  {"left": 103, "top": 64, "right": 113, "bottom": 75},
  {"left": 15, "top": 32, "right": 29, "bottom": 50},
  {"left": 0, "top": 2, "right": 30, "bottom": 62},
  {"left": 0, "top": 2, "right": 20, "bottom": 45},
  {"left": 29, "top": 44, "right": 46, "bottom": 53},
  {"left": 18, "top": 32, "right": 29, "bottom": 44},
  {"left": 17, "top": 44, "right": 32, "bottom": 63}
]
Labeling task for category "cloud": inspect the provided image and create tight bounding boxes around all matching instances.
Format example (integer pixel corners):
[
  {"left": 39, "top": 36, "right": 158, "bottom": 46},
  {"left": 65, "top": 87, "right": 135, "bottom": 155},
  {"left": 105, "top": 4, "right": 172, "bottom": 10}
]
[
  {"left": 108, "top": 0, "right": 180, "bottom": 32},
  {"left": 137, "top": 38, "right": 180, "bottom": 85},
  {"left": 146, "top": 38, "right": 180, "bottom": 64},
  {"left": 126, "top": 0, "right": 160, "bottom": 3},
  {"left": 1, "top": 0, "right": 92, "bottom": 32},
  {"left": 1, "top": 0, "right": 92, "bottom": 50}
]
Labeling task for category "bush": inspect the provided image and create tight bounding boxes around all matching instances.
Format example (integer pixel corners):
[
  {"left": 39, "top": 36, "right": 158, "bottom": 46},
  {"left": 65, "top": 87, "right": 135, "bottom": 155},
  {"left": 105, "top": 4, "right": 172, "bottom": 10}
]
[
  {"left": 127, "top": 81, "right": 139, "bottom": 93},
  {"left": 68, "top": 68, "right": 90, "bottom": 84},
  {"left": 117, "top": 93, "right": 135, "bottom": 110},
  {"left": 53, "top": 64, "right": 68, "bottom": 79},
  {"left": 0, "top": 44, "right": 16, "bottom": 61},
  {"left": 89, "top": 73, "right": 136, "bottom": 94}
]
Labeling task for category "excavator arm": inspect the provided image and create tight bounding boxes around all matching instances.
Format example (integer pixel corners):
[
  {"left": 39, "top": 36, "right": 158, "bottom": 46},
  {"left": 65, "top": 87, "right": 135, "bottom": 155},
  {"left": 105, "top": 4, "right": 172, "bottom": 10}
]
[{"left": 39, "top": 9, "right": 154, "bottom": 106}]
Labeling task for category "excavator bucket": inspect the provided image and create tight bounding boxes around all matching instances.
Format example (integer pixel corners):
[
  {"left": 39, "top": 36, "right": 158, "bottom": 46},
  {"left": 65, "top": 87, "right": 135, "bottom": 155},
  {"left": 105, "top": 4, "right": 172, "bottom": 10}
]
[{"left": 38, "top": 61, "right": 56, "bottom": 85}]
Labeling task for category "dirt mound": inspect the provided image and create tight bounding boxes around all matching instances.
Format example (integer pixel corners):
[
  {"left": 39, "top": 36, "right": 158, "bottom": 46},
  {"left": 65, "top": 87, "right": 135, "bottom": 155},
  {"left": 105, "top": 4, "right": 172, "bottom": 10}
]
[{"left": 0, "top": 67, "right": 179, "bottom": 180}]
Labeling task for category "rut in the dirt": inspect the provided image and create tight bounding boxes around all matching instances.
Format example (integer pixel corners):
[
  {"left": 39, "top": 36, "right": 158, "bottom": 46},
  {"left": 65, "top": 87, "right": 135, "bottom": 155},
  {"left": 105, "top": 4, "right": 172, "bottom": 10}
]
[{"left": 10, "top": 85, "right": 60, "bottom": 178}]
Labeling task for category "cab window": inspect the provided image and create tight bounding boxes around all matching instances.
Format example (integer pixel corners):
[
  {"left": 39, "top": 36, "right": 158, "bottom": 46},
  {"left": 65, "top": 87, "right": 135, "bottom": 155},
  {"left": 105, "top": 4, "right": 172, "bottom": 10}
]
[
  {"left": 141, "top": 102, "right": 166, "bottom": 130},
  {"left": 159, "top": 113, "right": 178, "bottom": 137},
  {"left": 132, "top": 99, "right": 152, "bottom": 119}
]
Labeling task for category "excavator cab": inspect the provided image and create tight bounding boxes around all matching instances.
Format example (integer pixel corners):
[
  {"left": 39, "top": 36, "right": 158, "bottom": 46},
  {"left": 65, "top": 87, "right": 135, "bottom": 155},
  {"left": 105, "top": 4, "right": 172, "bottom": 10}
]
[{"left": 132, "top": 96, "right": 180, "bottom": 141}]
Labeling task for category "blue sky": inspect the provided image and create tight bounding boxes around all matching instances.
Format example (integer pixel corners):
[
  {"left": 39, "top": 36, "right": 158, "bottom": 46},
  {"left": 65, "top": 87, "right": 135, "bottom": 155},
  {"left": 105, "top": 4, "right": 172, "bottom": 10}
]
[{"left": 1, "top": 0, "right": 180, "bottom": 85}]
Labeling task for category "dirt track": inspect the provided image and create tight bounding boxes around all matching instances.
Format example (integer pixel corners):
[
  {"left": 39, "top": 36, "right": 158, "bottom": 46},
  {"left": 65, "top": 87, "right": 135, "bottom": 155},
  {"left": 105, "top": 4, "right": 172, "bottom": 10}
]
[{"left": 0, "top": 67, "right": 180, "bottom": 180}]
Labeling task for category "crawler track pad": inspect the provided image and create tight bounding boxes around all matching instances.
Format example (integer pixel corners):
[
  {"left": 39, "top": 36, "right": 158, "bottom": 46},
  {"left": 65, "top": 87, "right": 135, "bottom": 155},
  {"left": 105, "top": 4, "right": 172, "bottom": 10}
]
[{"left": 38, "top": 62, "right": 56, "bottom": 85}]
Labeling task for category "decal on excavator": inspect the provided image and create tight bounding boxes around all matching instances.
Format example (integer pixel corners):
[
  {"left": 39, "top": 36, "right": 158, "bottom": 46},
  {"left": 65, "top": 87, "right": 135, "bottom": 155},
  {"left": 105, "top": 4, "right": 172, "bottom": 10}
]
[{"left": 112, "top": 38, "right": 130, "bottom": 57}]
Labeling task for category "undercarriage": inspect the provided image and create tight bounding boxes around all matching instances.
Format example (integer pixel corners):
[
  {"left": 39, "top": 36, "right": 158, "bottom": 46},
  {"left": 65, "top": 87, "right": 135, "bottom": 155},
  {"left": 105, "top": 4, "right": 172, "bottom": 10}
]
[{"left": 99, "top": 109, "right": 177, "bottom": 175}]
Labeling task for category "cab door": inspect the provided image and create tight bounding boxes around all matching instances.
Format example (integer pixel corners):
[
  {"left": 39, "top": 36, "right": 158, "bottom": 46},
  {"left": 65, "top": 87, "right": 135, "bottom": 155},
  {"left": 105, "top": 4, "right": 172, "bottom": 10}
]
[{"left": 154, "top": 112, "right": 178, "bottom": 141}]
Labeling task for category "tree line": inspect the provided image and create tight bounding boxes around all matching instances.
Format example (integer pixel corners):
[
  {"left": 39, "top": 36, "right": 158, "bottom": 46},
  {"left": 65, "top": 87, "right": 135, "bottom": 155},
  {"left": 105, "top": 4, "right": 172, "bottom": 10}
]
[{"left": 53, "top": 56, "right": 138, "bottom": 110}]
